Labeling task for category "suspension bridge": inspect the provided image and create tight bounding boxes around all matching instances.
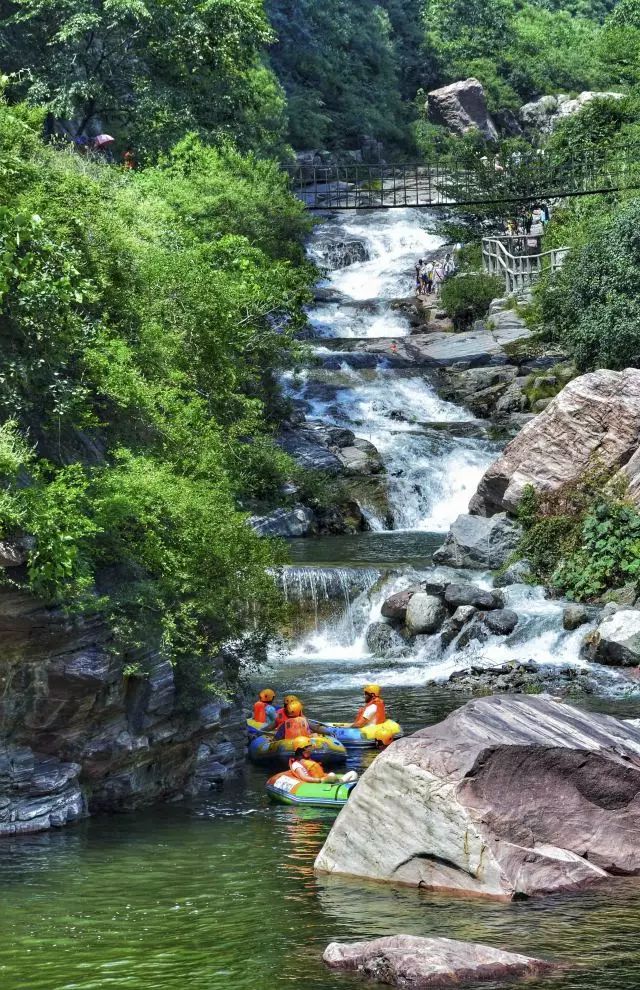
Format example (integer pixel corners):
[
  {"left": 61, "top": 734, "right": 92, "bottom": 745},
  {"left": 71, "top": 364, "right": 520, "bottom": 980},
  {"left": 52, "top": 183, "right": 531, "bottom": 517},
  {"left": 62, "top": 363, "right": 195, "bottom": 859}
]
[{"left": 283, "top": 147, "right": 640, "bottom": 210}]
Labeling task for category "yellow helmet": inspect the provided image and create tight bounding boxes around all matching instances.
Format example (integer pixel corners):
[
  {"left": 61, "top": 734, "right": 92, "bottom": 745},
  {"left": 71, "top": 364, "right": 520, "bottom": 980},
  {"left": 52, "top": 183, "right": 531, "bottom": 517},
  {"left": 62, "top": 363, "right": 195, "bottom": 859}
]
[
  {"left": 293, "top": 736, "right": 311, "bottom": 750},
  {"left": 364, "top": 683, "right": 381, "bottom": 696},
  {"left": 287, "top": 699, "right": 303, "bottom": 716},
  {"left": 259, "top": 688, "right": 275, "bottom": 703},
  {"left": 283, "top": 694, "right": 298, "bottom": 705}
]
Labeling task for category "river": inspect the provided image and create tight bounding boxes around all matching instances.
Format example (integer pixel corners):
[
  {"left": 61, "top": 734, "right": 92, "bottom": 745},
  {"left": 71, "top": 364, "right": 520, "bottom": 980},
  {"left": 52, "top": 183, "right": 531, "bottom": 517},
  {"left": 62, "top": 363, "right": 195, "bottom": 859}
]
[{"left": 3, "top": 209, "right": 640, "bottom": 990}]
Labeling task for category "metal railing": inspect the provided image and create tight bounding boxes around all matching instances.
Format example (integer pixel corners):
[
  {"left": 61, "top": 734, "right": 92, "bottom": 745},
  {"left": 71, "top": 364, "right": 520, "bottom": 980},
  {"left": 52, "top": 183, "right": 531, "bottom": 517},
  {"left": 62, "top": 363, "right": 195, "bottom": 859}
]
[
  {"left": 482, "top": 236, "right": 569, "bottom": 293},
  {"left": 282, "top": 146, "right": 640, "bottom": 210}
]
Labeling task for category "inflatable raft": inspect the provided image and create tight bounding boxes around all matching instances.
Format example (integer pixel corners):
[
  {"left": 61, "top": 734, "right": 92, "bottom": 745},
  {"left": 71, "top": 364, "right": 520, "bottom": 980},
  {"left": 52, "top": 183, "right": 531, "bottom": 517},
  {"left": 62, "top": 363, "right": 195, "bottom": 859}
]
[
  {"left": 248, "top": 733, "right": 347, "bottom": 766},
  {"left": 321, "top": 719, "right": 402, "bottom": 748},
  {"left": 266, "top": 771, "right": 356, "bottom": 807}
]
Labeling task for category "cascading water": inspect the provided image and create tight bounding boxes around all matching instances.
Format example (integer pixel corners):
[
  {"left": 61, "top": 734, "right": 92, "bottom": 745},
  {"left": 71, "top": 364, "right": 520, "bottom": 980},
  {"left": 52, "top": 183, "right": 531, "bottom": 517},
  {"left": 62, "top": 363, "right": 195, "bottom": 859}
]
[{"left": 273, "top": 208, "right": 622, "bottom": 698}]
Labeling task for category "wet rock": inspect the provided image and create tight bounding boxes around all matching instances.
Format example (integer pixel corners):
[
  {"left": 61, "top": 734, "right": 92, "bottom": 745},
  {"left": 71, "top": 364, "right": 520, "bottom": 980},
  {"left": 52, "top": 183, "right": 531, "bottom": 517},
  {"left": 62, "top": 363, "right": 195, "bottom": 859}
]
[
  {"left": 277, "top": 427, "right": 343, "bottom": 474},
  {"left": 314, "top": 238, "right": 369, "bottom": 270},
  {"left": 563, "top": 605, "right": 589, "bottom": 631},
  {"left": 427, "top": 78, "right": 498, "bottom": 140},
  {"left": 484, "top": 608, "right": 519, "bottom": 635},
  {"left": 445, "top": 661, "right": 595, "bottom": 697},
  {"left": 323, "top": 935, "right": 556, "bottom": 988},
  {"left": 423, "top": 577, "right": 450, "bottom": 597},
  {"left": 433, "top": 513, "right": 522, "bottom": 569},
  {"left": 495, "top": 379, "right": 528, "bottom": 416},
  {"left": 590, "top": 610, "right": 640, "bottom": 666},
  {"left": 494, "top": 558, "right": 534, "bottom": 587},
  {"left": 0, "top": 746, "right": 85, "bottom": 835},
  {"left": 366, "top": 622, "right": 408, "bottom": 657},
  {"left": 469, "top": 370, "right": 640, "bottom": 516},
  {"left": 381, "top": 588, "right": 417, "bottom": 622},
  {"left": 405, "top": 594, "right": 447, "bottom": 635},
  {"left": 249, "top": 505, "right": 316, "bottom": 538},
  {"left": 338, "top": 438, "right": 384, "bottom": 475},
  {"left": 444, "top": 583, "right": 503, "bottom": 611},
  {"left": 315, "top": 695, "right": 640, "bottom": 897},
  {"left": 441, "top": 605, "right": 476, "bottom": 646}
]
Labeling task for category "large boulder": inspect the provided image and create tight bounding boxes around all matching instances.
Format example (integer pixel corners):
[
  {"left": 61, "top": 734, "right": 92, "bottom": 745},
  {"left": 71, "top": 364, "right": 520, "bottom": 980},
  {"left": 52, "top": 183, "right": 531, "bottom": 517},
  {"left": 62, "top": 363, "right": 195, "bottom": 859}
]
[
  {"left": 249, "top": 505, "right": 315, "bottom": 538},
  {"left": 365, "top": 622, "right": 408, "bottom": 658},
  {"left": 444, "top": 583, "right": 503, "bottom": 611},
  {"left": 427, "top": 78, "right": 498, "bottom": 140},
  {"left": 469, "top": 370, "right": 640, "bottom": 516},
  {"left": 323, "top": 935, "right": 556, "bottom": 988},
  {"left": 381, "top": 587, "right": 417, "bottom": 622},
  {"left": 337, "top": 438, "right": 384, "bottom": 475},
  {"left": 589, "top": 609, "right": 640, "bottom": 666},
  {"left": 315, "top": 695, "right": 640, "bottom": 898},
  {"left": 405, "top": 593, "right": 447, "bottom": 635},
  {"left": 433, "top": 513, "right": 522, "bottom": 569}
]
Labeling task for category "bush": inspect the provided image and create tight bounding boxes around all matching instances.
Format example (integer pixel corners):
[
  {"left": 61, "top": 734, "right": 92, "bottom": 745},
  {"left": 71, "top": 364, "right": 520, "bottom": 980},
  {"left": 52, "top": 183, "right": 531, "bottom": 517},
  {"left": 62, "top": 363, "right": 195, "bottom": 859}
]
[
  {"left": 440, "top": 273, "right": 504, "bottom": 329},
  {"left": 0, "top": 98, "right": 315, "bottom": 699}
]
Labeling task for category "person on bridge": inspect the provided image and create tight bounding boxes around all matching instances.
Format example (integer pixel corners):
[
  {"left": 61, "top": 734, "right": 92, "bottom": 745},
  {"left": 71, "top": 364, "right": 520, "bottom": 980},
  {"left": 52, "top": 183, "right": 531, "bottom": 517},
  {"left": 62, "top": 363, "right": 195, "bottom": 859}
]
[{"left": 289, "top": 737, "right": 358, "bottom": 784}]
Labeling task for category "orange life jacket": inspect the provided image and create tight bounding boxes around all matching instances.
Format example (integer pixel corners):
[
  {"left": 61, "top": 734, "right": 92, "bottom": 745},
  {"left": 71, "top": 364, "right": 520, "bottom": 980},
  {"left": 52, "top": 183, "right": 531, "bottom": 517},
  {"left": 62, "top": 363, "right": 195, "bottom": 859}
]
[
  {"left": 274, "top": 707, "right": 286, "bottom": 728},
  {"left": 283, "top": 715, "right": 311, "bottom": 739},
  {"left": 253, "top": 700, "right": 268, "bottom": 723},
  {"left": 289, "top": 757, "right": 325, "bottom": 779},
  {"left": 355, "top": 697, "right": 386, "bottom": 726}
]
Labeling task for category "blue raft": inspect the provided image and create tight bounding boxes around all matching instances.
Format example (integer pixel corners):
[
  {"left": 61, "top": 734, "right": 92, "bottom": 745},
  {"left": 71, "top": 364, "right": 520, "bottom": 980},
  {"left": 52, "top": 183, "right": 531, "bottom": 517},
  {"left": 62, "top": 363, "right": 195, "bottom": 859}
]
[{"left": 247, "top": 733, "right": 347, "bottom": 767}]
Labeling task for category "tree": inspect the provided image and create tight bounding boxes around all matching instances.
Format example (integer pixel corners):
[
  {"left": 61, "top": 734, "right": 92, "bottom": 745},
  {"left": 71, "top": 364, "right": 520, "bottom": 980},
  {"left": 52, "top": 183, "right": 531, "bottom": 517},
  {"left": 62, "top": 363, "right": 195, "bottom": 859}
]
[{"left": 0, "top": 0, "right": 288, "bottom": 155}]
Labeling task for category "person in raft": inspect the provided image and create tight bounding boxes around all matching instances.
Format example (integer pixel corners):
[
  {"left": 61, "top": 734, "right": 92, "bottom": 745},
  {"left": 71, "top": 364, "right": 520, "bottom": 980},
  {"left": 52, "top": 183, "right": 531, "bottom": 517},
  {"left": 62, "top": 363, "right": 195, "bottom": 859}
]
[
  {"left": 273, "top": 694, "right": 298, "bottom": 730},
  {"left": 289, "top": 737, "right": 358, "bottom": 784},
  {"left": 273, "top": 698, "right": 311, "bottom": 740},
  {"left": 352, "top": 683, "right": 386, "bottom": 727},
  {"left": 253, "top": 689, "right": 277, "bottom": 728}
]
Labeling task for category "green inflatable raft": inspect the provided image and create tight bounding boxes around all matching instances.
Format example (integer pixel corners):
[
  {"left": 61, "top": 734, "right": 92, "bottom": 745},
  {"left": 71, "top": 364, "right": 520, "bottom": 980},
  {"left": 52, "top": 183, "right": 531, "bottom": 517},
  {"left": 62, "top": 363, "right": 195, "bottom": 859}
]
[{"left": 266, "top": 771, "right": 357, "bottom": 807}]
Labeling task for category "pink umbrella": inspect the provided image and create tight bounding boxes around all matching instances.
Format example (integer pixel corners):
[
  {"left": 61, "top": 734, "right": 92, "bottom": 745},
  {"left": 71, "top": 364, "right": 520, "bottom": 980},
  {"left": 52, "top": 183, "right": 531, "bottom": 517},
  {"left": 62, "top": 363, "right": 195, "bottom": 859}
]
[{"left": 93, "top": 133, "right": 115, "bottom": 147}]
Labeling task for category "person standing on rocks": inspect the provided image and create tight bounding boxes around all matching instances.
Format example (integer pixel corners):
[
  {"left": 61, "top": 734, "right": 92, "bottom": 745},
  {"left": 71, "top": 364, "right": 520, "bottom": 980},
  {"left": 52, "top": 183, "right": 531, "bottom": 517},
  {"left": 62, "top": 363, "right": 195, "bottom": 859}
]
[{"left": 415, "top": 258, "right": 423, "bottom": 294}]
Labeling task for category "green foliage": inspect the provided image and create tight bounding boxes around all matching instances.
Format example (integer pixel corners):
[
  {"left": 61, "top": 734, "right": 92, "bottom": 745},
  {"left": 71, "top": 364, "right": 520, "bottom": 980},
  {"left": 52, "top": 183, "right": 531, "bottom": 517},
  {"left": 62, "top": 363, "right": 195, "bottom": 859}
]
[
  {"left": 0, "top": 98, "right": 315, "bottom": 696},
  {"left": 440, "top": 273, "right": 504, "bottom": 329},
  {"left": 266, "top": 0, "right": 409, "bottom": 149},
  {"left": 539, "top": 199, "right": 640, "bottom": 370},
  {"left": 515, "top": 471, "right": 640, "bottom": 601},
  {"left": 0, "top": 0, "right": 288, "bottom": 155}
]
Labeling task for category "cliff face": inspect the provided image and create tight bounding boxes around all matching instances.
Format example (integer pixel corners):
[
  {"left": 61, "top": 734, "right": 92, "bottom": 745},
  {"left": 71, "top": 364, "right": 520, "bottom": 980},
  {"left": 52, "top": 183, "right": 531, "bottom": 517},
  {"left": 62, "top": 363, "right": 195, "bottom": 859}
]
[{"left": 0, "top": 574, "right": 236, "bottom": 836}]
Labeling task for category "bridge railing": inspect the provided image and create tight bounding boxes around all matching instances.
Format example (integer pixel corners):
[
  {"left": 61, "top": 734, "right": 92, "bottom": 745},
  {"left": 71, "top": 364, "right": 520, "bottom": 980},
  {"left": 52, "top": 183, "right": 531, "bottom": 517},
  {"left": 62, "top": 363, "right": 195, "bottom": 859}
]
[
  {"left": 283, "top": 147, "right": 640, "bottom": 210},
  {"left": 482, "top": 236, "right": 569, "bottom": 293}
]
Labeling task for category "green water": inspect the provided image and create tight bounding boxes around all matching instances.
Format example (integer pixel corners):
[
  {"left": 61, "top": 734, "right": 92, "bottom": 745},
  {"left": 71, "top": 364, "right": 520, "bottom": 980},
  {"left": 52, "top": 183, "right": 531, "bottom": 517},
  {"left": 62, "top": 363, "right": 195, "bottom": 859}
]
[{"left": 2, "top": 687, "right": 640, "bottom": 990}]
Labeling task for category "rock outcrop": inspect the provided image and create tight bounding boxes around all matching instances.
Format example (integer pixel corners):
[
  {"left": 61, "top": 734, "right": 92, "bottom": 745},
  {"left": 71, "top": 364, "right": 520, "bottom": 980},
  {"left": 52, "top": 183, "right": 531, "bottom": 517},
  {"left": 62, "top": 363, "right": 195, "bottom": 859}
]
[
  {"left": 520, "top": 91, "right": 624, "bottom": 134},
  {"left": 315, "top": 695, "right": 640, "bottom": 898},
  {"left": 433, "top": 513, "right": 522, "bottom": 569},
  {"left": 427, "top": 79, "right": 498, "bottom": 140},
  {"left": 587, "top": 609, "right": 640, "bottom": 666},
  {"left": 249, "top": 504, "right": 316, "bottom": 538},
  {"left": 323, "top": 935, "right": 556, "bottom": 988},
  {"left": 469, "top": 370, "right": 640, "bottom": 516},
  {"left": 0, "top": 581, "right": 235, "bottom": 834}
]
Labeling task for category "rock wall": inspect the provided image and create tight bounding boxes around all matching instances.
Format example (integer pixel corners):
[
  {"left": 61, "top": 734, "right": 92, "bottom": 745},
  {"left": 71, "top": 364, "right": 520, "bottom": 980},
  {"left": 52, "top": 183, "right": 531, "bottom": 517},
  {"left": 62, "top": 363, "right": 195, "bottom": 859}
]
[{"left": 0, "top": 580, "right": 236, "bottom": 836}]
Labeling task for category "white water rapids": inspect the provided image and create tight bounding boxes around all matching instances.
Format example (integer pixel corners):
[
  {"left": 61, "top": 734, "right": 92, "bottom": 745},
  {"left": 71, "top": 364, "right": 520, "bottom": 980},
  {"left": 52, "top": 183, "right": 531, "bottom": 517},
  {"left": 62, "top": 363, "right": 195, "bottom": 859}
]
[{"left": 272, "top": 209, "right": 621, "bottom": 694}]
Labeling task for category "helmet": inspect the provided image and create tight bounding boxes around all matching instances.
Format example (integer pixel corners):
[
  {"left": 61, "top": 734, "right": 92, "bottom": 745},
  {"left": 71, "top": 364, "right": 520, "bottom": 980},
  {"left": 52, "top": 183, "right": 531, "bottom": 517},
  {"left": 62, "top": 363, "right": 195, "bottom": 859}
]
[
  {"left": 283, "top": 694, "right": 298, "bottom": 705},
  {"left": 363, "top": 683, "right": 381, "bottom": 696},
  {"left": 293, "top": 736, "right": 311, "bottom": 750},
  {"left": 287, "top": 699, "right": 303, "bottom": 716},
  {"left": 259, "top": 688, "right": 275, "bottom": 703}
]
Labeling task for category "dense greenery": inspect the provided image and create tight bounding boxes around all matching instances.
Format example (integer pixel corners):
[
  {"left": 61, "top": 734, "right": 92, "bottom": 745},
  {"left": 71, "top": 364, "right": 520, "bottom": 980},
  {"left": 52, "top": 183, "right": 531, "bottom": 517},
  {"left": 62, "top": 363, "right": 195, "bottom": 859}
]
[
  {"left": 440, "top": 273, "right": 504, "bottom": 329},
  {"left": 0, "top": 0, "right": 288, "bottom": 156},
  {"left": 0, "top": 97, "right": 314, "bottom": 694},
  {"left": 516, "top": 473, "right": 640, "bottom": 601}
]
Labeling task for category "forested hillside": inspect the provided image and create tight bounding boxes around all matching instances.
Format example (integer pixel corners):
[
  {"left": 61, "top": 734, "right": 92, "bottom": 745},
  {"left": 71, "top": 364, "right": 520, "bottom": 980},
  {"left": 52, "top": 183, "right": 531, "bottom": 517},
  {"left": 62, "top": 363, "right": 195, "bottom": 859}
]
[{"left": 267, "top": 0, "right": 626, "bottom": 150}]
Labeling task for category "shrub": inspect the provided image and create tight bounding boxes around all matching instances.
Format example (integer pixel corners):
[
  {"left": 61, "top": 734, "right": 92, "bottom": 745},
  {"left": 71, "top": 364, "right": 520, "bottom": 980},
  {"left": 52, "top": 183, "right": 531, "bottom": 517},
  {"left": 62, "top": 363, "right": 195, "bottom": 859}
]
[{"left": 440, "top": 273, "right": 504, "bottom": 329}]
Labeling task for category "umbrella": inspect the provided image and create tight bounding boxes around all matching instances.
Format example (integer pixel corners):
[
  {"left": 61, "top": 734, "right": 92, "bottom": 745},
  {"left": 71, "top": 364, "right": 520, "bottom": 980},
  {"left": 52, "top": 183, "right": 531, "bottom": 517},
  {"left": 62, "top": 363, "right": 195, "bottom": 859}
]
[{"left": 93, "top": 133, "right": 115, "bottom": 147}]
